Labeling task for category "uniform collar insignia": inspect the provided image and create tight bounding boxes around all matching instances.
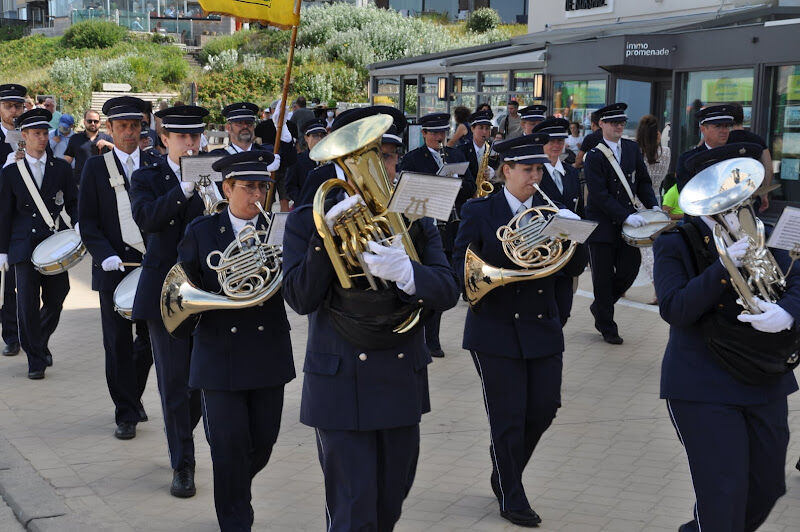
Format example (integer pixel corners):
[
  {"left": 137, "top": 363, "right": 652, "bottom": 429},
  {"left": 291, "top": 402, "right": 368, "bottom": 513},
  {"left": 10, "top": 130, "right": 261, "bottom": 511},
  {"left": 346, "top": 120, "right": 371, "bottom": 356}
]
[
  {"left": 220, "top": 226, "right": 226, "bottom": 233},
  {"left": 704, "top": 235, "right": 710, "bottom": 245}
]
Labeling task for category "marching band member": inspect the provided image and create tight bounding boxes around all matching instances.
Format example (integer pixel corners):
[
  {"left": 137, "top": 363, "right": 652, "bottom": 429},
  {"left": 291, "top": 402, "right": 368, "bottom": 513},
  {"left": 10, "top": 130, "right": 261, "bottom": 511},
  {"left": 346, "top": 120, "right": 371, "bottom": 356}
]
[
  {"left": 295, "top": 105, "right": 406, "bottom": 206},
  {"left": 534, "top": 117, "right": 586, "bottom": 325},
  {"left": 399, "top": 112, "right": 474, "bottom": 358},
  {"left": 452, "top": 133, "right": 585, "bottom": 528},
  {"left": 285, "top": 119, "right": 327, "bottom": 204},
  {"left": 675, "top": 105, "right": 735, "bottom": 191},
  {"left": 178, "top": 151, "right": 294, "bottom": 531},
  {"left": 0, "top": 83, "right": 25, "bottom": 357},
  {"left": 78, "top": 96, "right": 156, "bottom": 440},
  {"left": 129, "top": 105, "right": 209, "bottom": 498},
  {"left": 654, "top": 143, "right": 799, "bottom": 532},
  {"left": 456, "top": 110, "right": 496, "bottom": 188},
  {"left": 519, "top": 105, "right": 547, "bottom": 136},
  {"left": 0, "top": 109, "right": 77, "bottom": 379},
  {"left": 282, "top": 147, "right": 460, "bottom": 530},
  {"left": 380, "top": 123, "right": 405, "bottom": 184},
  {"left": 583, "top": 103, "right": 657, "bottom": 344}
]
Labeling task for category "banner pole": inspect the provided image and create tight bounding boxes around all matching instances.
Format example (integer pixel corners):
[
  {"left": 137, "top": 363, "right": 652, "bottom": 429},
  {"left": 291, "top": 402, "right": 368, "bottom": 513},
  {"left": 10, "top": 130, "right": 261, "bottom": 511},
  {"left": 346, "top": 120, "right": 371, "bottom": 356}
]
[{"left": 266, "top": 0, "right": 301, "bottom": 212}]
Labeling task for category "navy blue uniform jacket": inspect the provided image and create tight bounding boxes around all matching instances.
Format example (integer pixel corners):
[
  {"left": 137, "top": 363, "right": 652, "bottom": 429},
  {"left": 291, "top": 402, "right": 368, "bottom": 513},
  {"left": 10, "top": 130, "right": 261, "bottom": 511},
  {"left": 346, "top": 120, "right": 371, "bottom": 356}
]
[
  {"left": 452, "top": 191, "right": 586, "bottom": 359},
  {"left": 129, "top": 158, "right": 206, "bottom": 321},
  {"left": 282, "top": 205, "right": 459, "bottom": 431},
  {"left": 178, "top": 210, "right": 295, "bottom": 391},
  {"left": 78, "top": 150, "right": 160, "bottom": 292},
  {"left": 654, "top": 218, "right": 799, "bottom": 405},
  {"left": 0, "top": 156, "right": 78, "bottom": 264},
  {"left": 399, "top": 145, "right": 476, "bottom": 214},
  {"left": 209, "top": 140, "right": 297, "bottom": 172},
  {"left": 540, "top": 163, "right": 584, "bottom": 217},
  {"left": 285, "top": 150, "right": 316, "bottom": 203},
  {"left": 675, "top": 144, "right": 707, "bottom": 191},
  {"left": 584, "top": 138, "right": 657, "bottom": 243},
  {"left": 296, "top": 162, "right": 337, "bottom": 207}
]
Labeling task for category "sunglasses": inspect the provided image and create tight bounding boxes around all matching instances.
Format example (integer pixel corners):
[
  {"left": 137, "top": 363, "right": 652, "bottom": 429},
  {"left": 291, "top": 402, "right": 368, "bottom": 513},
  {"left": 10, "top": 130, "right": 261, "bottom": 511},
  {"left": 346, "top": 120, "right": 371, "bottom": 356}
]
[
  {"left": 234, "top": 182, "right": 269, "bottom": 193},
  {"left": 85, "top": 119, "right": 100, "bottom": 124}
]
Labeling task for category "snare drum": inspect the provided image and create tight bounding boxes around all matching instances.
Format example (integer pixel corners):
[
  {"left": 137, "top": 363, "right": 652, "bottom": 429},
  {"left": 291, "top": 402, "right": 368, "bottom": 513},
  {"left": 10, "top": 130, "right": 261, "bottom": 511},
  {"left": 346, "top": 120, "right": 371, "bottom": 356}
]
[
  {"left": 113, "top": 267, "right": 142, "bottom": 320},
  {"left": 621, "top": 210, "right": 675, "bottom": 248},
  {"left": 31, "top": 229, "right": 86, "bottom": 275}
]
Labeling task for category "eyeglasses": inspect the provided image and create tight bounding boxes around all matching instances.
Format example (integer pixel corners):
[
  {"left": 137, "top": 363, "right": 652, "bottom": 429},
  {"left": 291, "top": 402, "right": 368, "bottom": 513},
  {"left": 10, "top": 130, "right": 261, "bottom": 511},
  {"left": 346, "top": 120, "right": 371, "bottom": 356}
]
[
  {"left": 234, "top": 182, "right": 269, "bottom": 193},
  {"left": 85, "top": 119, "right": 100, "bottom": 124}
]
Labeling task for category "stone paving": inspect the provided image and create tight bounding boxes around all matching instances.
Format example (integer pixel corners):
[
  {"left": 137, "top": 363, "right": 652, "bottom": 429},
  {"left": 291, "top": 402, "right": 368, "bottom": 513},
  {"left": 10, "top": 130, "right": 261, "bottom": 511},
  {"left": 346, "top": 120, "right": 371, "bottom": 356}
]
[{"left": 0, "top": 260, "right": 798, "bottom": 531}]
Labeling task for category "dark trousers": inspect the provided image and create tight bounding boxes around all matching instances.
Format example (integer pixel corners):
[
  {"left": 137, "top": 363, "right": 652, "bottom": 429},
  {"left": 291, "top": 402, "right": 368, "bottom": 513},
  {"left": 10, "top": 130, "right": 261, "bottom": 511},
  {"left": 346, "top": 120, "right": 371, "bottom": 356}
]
[
  {"left": 667, "top": 398, "right": 789, "bottom": 532},
  {"left": 147, "top": 319, "right": 201, "bottom": 470},
  {"left": 425, "top": 311, "right": 442, "bottom": 351},
  {"left": 555, "top": 274, "right": 576, "bottom": 326},
  {"left": 315, "top": 425, "right": 420, "bottom": 532},
  {"left": 15, "top": 262, "right": 69, "bottom": 373},
  {"left": 588, "top": 239, "right": 641, "bottom": 336},
  {"left": 472, "top": 351, "right": 562, "bottom": 513},
  {"left": 1, "top": 266, "right": 18, "bottom": 346},
  {"left": 98, "top": 291, "right": 152, "bottom": 424},
  {"left": 201, "top": 386, "right": 285, "bottom": 532}
]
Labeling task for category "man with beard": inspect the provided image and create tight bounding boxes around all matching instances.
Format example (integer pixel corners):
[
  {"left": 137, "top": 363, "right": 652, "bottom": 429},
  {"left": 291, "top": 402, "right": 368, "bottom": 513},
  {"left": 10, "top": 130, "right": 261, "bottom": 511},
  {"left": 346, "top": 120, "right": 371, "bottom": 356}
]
[{"left": 64, "top": 109, "right": 114, "bottom": 186}]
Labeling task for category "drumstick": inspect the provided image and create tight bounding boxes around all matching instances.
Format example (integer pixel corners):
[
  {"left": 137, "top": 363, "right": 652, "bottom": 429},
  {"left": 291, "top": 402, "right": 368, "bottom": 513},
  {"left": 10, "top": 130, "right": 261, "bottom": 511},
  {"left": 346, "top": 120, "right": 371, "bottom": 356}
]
[{"left": 121, "top": 262, "right": 141, "bottom": 268}]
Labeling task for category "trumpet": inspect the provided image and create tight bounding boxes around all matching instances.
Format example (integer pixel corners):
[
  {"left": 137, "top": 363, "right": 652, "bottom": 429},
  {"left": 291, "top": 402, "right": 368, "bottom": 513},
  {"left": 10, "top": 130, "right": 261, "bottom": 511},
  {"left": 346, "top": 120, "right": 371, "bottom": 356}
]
[
  {"left": 196, "top": 173, "right": 228, "bottom": 215},
  {"left": 465, "top": 183, "right": 577, "bottom": 306},
  {"left": 160, "top": 201, "right": 282, "bottom": 334}
]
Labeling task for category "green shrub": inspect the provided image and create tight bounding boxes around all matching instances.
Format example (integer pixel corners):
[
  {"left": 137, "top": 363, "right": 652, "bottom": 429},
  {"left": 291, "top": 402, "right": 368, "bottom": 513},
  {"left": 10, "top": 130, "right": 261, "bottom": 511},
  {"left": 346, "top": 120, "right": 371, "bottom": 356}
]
[
  {"left": 63, "top": 20, "right": 128, "bottom": 49},
  {"left": 199, "top": 34, "right": 242, "bottom": 63},
  {"left": 207, "top": 49, "right": 239, "bottom": 72},
  {"left": 160, "top": 56, "right": 188, "bottom": 84},
  {"left": 95, "top": 56, "right": 135, "bottom": 88},
  {"left": 150, "top": 33, "right": 174, "bottom": 44},
  {"left": 467, "top": 8, "right": 501, "bottom": 33},
  {"left": 0, "top": 24, "right": 26, "bottom": 42}
]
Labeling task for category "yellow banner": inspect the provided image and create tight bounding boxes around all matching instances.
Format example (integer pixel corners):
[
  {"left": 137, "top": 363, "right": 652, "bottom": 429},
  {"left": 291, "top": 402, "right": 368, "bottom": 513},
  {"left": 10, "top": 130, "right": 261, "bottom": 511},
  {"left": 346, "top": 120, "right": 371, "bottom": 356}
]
[{"left": 199, "top": 0, "right": 299, "bottom": 29}]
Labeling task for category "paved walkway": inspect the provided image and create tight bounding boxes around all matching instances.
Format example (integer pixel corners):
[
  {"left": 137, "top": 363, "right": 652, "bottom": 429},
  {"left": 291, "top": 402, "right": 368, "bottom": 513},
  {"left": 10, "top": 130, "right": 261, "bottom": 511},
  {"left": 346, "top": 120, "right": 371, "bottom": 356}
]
[{"left": 0, "top": 260, "right": 798, "bottom": 531}]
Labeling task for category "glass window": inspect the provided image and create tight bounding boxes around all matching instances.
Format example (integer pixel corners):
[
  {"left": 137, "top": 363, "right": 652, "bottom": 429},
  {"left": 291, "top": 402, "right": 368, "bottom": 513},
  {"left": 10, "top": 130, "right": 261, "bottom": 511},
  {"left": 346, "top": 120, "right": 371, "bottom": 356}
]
[
  {"left": 768, "top": 65, "right": 800, "bottom": 200},
  {"left": 454, "top": 73, "right": 477, "bottom": 93},
  {"left": 480, "top": 72, "right": 509, "bottom": 93},
  {"left": 553, "top": 79, "right": 607, "bottom": 133},
  {"left": 454, "top": 94, "right": 476, "bottom": 110},
  {"left": 616, "top": 79, "right": 652, "bottom": 139},
  {"left": 403, "top": 79, "right": 418, "bottom": 117},
  {"left": 678, "top": 68, "right": 754, "bottom": 154},
  {"left": 419, "top": 75, "right": 447, "bottom": 115},
  {"left": 374, "top": 77, "right": 400, "bottom": 107},
  {"left": 513, "top": 71, "right": 537, "bottom": 92}
]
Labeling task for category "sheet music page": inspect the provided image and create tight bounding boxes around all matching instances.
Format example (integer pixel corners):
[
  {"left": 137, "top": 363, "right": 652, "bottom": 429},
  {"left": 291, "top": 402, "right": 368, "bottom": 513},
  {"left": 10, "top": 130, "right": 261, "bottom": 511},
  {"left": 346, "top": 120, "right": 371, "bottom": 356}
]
[
  {"left": 388, "top": 172, "right": 462, "bottom": 222},
  {"left": 180, "top": 155, "right": 224, "bottom": 183},
  {"left": 540, "top": 216, "right": 598, "bottom": 244},
  {"left": 267, "top": 212, "right": 289, "bottom": 247},
  {"left": 436, "top": 161, "right": 469, "bottom": 177},
  {"left": 767, "top": 206, "right": 800, "bottom": 251}
]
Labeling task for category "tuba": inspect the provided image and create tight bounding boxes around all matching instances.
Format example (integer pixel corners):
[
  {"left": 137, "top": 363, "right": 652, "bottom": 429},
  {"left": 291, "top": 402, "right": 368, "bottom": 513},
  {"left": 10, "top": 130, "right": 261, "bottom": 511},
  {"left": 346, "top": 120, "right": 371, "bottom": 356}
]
[
  {"left": 160, "top": 201, "right": 282, "bottom": 334},
  {"left": 309, "top": 113, "right": 422, "bottom": 334},
  {"left": 465, "top": 183, "right": 577, "bottom": 307},
  {"left": 679, "top": 157, "right": 793, "bottom": 314}
]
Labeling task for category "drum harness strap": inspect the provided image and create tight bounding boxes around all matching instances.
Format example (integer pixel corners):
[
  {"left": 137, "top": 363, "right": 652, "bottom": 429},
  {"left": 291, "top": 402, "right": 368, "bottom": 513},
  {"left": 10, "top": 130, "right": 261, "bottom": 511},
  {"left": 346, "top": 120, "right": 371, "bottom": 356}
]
[
  {"left": 595, "top": 143, "right": 645, "bottom": 212},
  {"left": 16, "top": 159, "right": 71, "bottom": 232},
  {"left": 103, "top": 151, "right": 146, "bottom": 254}
]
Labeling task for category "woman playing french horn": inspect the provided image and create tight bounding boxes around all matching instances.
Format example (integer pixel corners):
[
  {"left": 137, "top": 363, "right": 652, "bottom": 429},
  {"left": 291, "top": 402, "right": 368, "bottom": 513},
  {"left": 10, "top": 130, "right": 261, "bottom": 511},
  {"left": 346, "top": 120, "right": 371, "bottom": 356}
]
[
  {"left": 176, "top": 151, "right": 294, "bottom": 532},
  {"left": 452, "top": 133, "right": 589, "bottom": 528}
]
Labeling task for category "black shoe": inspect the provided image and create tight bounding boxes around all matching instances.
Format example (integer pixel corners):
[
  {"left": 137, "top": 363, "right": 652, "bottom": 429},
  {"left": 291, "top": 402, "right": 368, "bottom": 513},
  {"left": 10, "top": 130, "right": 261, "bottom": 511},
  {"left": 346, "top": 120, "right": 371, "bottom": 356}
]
[
  {"left": 500, "top": 508, "right": 542, "bottom": 527},
  {"left": 796, "top": 457, "right": 800, "bottom": 472},
  {"left": 27, "top": 370, "right": 45, "bottom": 380},
  {"left": 114, "top": 422, "right": 136, "bottom": 440},
  {"left": 602, "top": 333, "right": 624, "bottom": 345},
  {"left": 430, "top": 348, "right": 445, "bottom": 358},
  {"left": 170, "top": 466, "right": 196, "bottom": 498},
  {"left": 43, "top": 347, "right": 53, "bottom": 367},
  {"left": 138, "top": 407, "right": 148, "bottom": 422},
  {"left": 2, "top": 342, "right": 20, "bottom": 356}
]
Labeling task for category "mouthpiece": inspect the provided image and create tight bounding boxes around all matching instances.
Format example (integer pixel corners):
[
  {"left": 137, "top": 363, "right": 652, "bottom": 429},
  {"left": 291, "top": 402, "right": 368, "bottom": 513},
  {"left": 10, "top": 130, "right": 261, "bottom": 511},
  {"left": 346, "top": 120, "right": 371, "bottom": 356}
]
[{"left": 186, "top": 150, "right": 194, "bottom": 156}]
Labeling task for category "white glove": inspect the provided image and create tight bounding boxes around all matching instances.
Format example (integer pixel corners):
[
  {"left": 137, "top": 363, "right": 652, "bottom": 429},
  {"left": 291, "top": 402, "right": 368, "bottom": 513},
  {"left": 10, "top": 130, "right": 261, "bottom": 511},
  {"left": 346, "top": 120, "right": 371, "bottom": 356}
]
[
  {"left": 101, "top": 255, "right": 125, "bottom": 272},
  {"left": 625, "top": 213, "right": 647, "bottom": 228},
  {"left": 267, "top": 153, "right": 281, "bottom": 173},
  {"left": 279, "top": 122, "right": 293, "bottom": 143},
  {"left": 325, "top": 195, "right": 364, "bottom": 230},
  {"left": 724, "top": 237, "right": 749, "bottom": 268},
  {"left": 557, "top": 209, "right": 581, "bottom": 221},
  {"left": 0, "top": 253, "right": 8, "bottom": 272},
  {"left": 180, "top": 181, "right": 195, "bottom": 198},
  {"left": 487, "top": 166, "right": 495, "bottom": 179},
  {"left": 737, "top": 297, "right": 795, "bottom": 333},
  {"left": 651, "top": 205, "right": 663, "bottom": 212},
  {"left": 363, "top": 240, "right": 415, "bottom": 294},
  {"left": 271, "top": 99, "right": 286, "bottom": 127}
]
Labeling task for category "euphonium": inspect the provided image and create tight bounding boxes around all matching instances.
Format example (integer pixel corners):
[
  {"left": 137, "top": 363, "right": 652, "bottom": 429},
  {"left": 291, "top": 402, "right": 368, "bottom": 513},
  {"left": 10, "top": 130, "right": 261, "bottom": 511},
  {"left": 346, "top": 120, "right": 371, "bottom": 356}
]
[
  {"left": 465, "top": 183, "right": 577, "bottom": 307},
  {"left": 309, "top": 113, "right": 422, "bottom": 333},
  {"left": 160, "top": 201, "right": 282, "bottom": 334},
  {"left": 474, "top": 141, "right": 494, "bottom": 198},
  {"left": 679, "top": 156, "right": 794, "bottom": 314}
]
